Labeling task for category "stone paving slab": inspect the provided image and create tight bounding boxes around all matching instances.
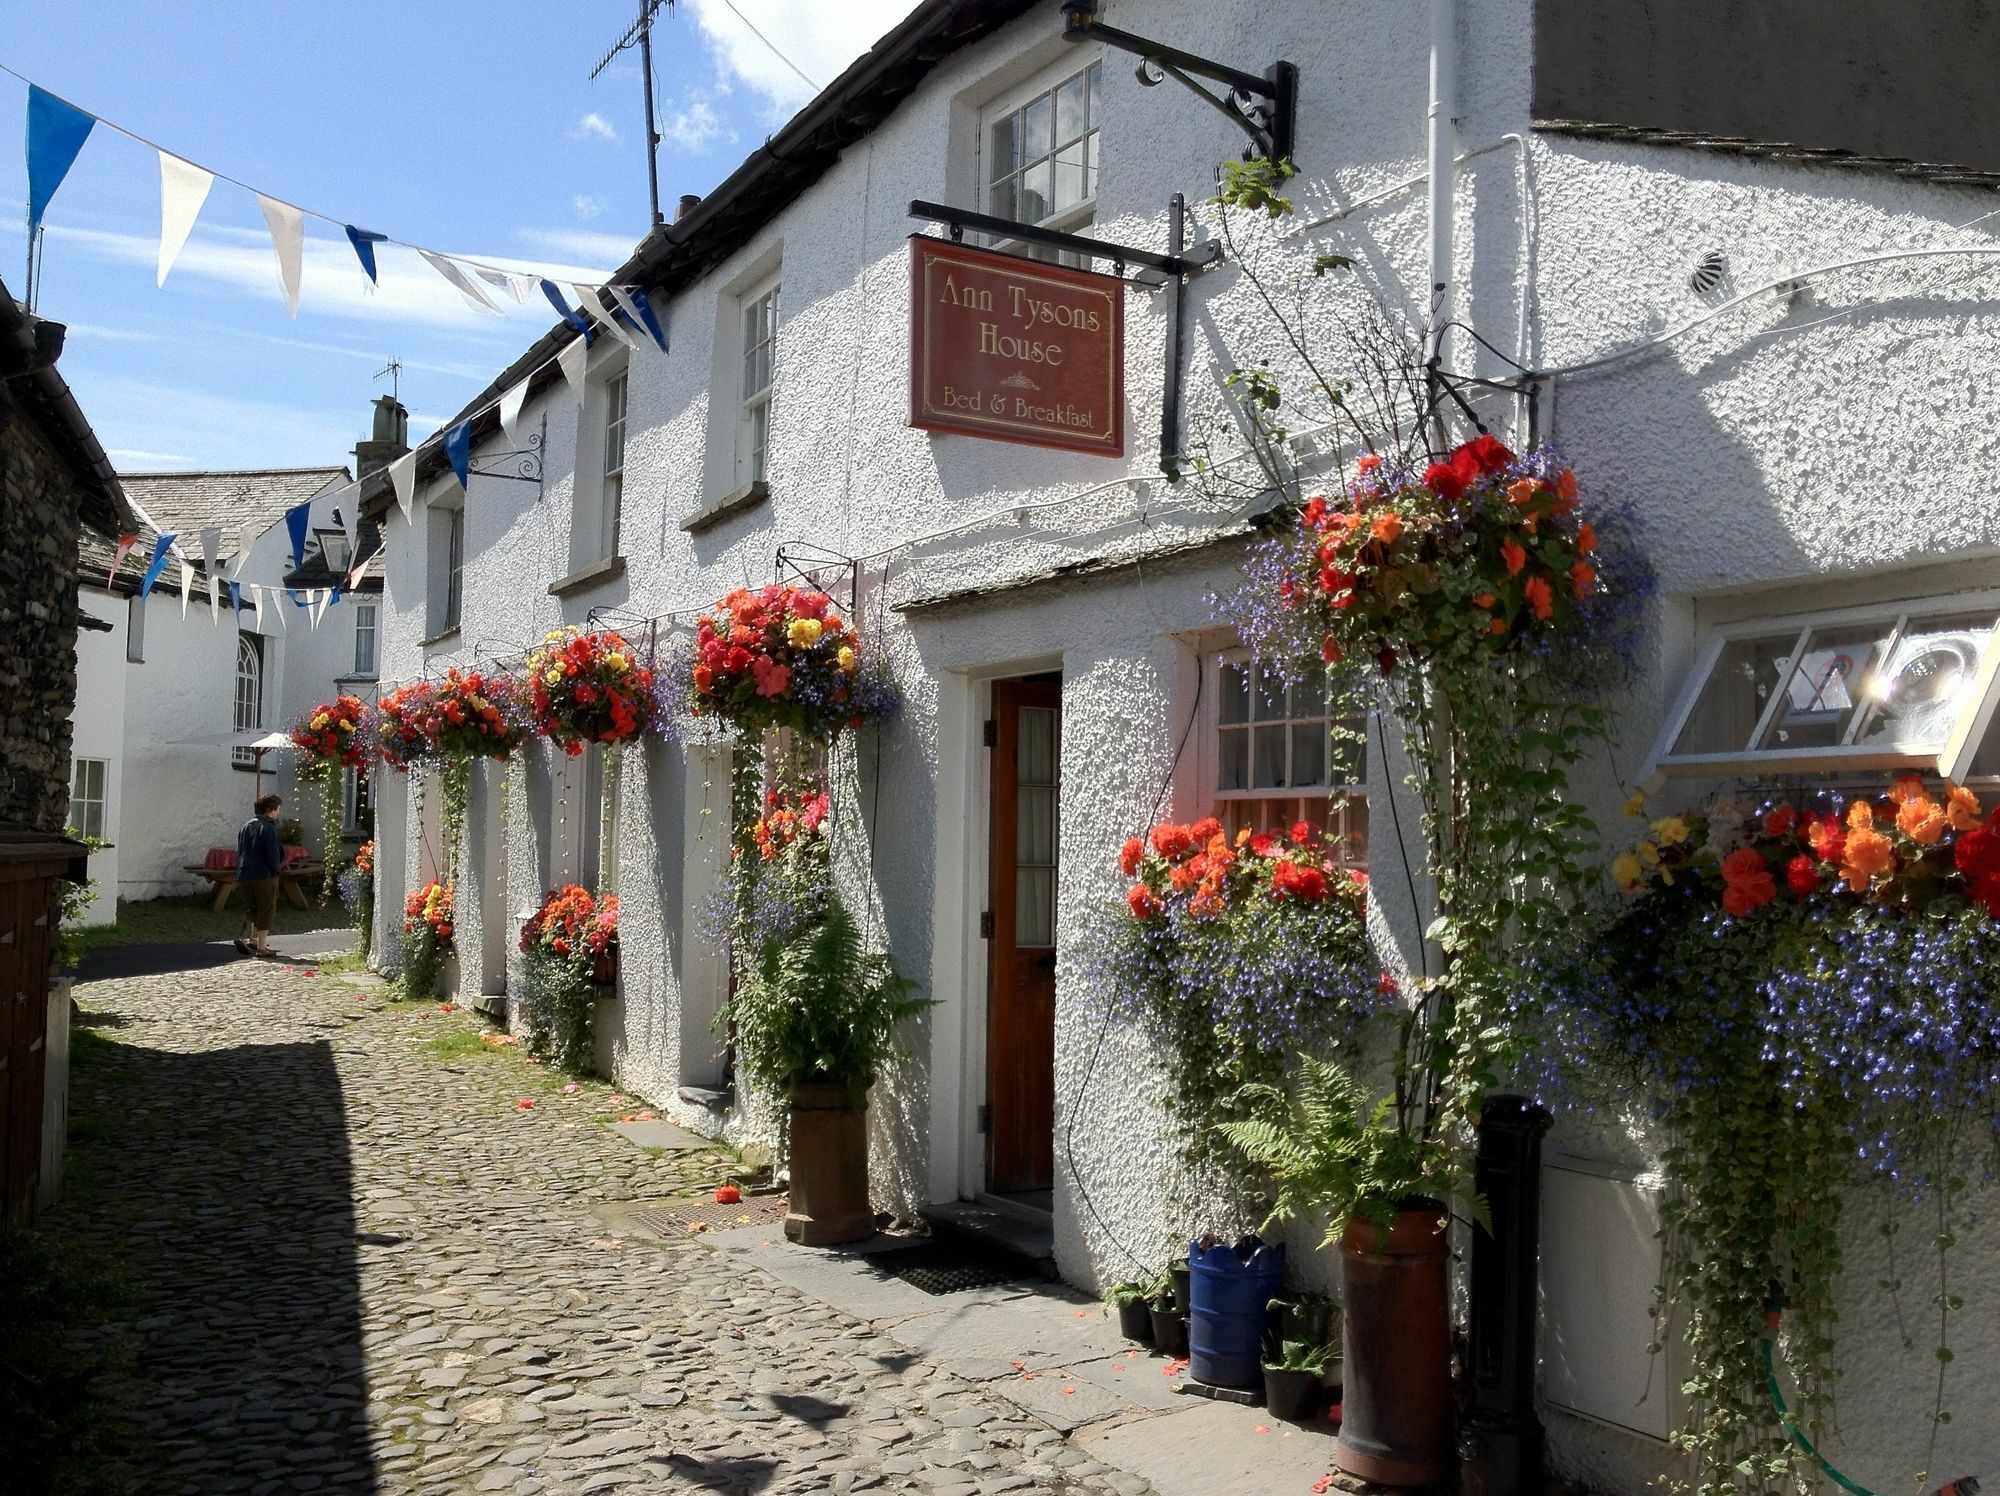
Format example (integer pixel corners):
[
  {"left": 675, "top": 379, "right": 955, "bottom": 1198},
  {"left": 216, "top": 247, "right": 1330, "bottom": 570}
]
[
  {"left": 609, "top": 1117, "right": 712, "bottom": 1151},
  {"left": 883, "top": 1296, "right": 1138, "bottom": 1381},
  {"left": 1074, "top": 1398, "right": 1340, "bottom": 1496}
]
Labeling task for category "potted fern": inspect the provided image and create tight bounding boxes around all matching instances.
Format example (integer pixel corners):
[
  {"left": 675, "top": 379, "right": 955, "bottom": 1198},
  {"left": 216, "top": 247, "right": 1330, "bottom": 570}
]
[{"left": 724, "top": 896, "right": 929, "bottom": 1246}]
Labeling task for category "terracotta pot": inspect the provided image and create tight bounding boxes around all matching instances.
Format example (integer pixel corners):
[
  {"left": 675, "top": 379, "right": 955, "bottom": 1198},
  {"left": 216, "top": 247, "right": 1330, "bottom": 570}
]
[
  {"left": 783, "top": 1082, "right": 874, "bottom": 1247},
  {"left": 1336, "top": 1199, "right": 1453, "bottom": 1487}
]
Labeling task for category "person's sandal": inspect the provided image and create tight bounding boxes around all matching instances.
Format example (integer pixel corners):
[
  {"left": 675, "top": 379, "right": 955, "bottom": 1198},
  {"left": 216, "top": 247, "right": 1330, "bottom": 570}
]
[{"left": 232, "top": 938, "right": 252, "bottom": 956}]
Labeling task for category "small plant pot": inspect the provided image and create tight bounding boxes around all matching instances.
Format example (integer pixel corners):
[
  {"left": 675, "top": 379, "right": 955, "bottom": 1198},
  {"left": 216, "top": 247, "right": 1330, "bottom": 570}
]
[
  {"left": 1115, "top": 1299, "right": 1154, "bottom": 1343},
  {"left": 1150, "top": 1305, "right": 1189, "bottom": 1357},
  {"left": 1263, "top": 1365, "right": 1320, "bottom": 1423},
  {"left": 1169, "top": 1259, "right": 1192, "bottom": 1315}
]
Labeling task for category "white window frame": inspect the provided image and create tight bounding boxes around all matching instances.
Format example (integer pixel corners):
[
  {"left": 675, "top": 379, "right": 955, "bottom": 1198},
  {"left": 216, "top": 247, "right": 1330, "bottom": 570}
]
[
  {"left": 443, "top": 508, "right": 465, "bottom": 632},
  {"left": 601, "top": 367, "right": 628, "bottom": 558},
  {"left": 1199, "top": 649, "right": 1369, "bottom": 865},
  {"left": 68, "top": 758, "right": 108, "bottom": 842},
  {"left": 1642, "top": 591, "right": 2000, "bottom": 785},
  {"left": 352, "top": 598, "right": 378, "bottom": 677},
  {"left": 232, "top": 632, "right": 264, "bottom": 769},
  {"left": 737, "top": 275, "right": 780, "bottom": 488},
  {"left": 978, "top": 53, "right": 1104, "bottom": 260}
]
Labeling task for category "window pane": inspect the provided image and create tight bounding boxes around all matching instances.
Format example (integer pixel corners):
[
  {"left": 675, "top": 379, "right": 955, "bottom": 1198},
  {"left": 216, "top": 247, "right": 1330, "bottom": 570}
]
[
  {"left": 1672, "top": 633, "right": 1800, "bottom": 757},
  {"left": 1016, "top": 866, "right": 1054, "bottom": 947},
  {"left": 1291, "top": 722, "right": 1327, "bottom": 788},
  {"left": 1217, "top": 727, "right": 1249, "bottom": 792},
  {"left": 1023, "top": 94, "right": 1053, "bottom": 161},
  {"left": 1290, "top": 668, "right": 1325, "bottom": 719},
  {"left": 1218, "top": 664, "right": 1250, "bottom": 725},
  {"left": 1018, "top": 707, "right": 1057, "bottom": 784},
  {"left": 988, "top": 113, "right": 1018, "bottom": 182},
  {"left": 1052, "top": 142, "right": 1088, "bottom": 213},
  {"left": 1018, "top": 157, "right": 1052, "bottom": 224},
  {"left": 1017, "top": 785, "right": 1056, "bottom": 865},
  {"left": 1253, "top": 724, "right": 1286, "bottom": 789},
  {"left": 1054, "top": 72, "right": 1088, "bottom": 144},
  {"left": 1252, "top": 666, "right": 1286, "bottom": 723},
  {"left": 987, "top": 176, "right": 1017, "bottom": 221},
  {"left": 1084, "top": 132, "right": 1098, "bottom": 202},
  {"left": 1758, "top": 624, "right": 1888, "bottom": 751},
  {"left": 1851, "top": 613, "right": 1995, "bottom": 750}
]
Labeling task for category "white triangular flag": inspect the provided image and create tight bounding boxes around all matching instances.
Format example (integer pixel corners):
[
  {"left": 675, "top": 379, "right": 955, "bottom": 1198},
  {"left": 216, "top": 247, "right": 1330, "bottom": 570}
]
[
  {"left": 272, "top": 590, "right": 287, "bottom": 630},
  {"left": 418, "top": 249, "right": 502, "bottom": 315},
  {"left": 339, "top": 497, "right": 359, "bottom": 554},
  {"left": 498, "top": 379, "right": 530, "bottom": 446},
  {"left": 234, "top": 522, "right": 257, "bottom": 574},
  {"left": 605, "top": 285, "right": 652, "bottom": 350},
  {"left": 156, "top": 152, "right": 214, "bottom": 287},
  {"left": 311, "top": 589, "right": 330, "bottom": 628},
  {"left": 346, "top": 551, "right": 374, "bottom": 590},
  {"left": 557, "top": 334, "right": 588, "bottom": 399},
  {"left": 388, "top": 451, "right": 416, "bottom": 525},
  {"left": 581, "top": 285, "right": 641, "bottom": 350},
  {"left": 252, "top": 586, "right": 266, "bottom": 630},
  {"left": 179, "top": 561, "right": 195, "bottom": 618},
  {"left": 256, "top": 195, "right": 305, "bottom": 317}
]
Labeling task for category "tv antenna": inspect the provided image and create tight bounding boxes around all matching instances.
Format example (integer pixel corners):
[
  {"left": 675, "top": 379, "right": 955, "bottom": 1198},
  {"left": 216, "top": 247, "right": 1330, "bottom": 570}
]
[
  {"left": 374, "top": 356, "right": 402, "bottom": 402},
  {"left": 591, "top": 0, "right": 673, "bottom": 228}
]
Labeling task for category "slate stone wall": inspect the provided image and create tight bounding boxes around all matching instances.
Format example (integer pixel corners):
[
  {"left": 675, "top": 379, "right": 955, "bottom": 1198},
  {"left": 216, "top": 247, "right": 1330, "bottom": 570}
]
[{"left": 0, "top": 402, "right": 85, "bottom": 834}]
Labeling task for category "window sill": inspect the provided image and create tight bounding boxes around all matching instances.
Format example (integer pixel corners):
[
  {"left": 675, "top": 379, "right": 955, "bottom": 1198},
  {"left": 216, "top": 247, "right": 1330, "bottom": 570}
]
[
  {"left": 548, "top": 555, "right": 626, "bottom": 598},
  {"left": 334, "top": 673, "right": 379, "bottom": 685},
  {"left": 681, "top": 481, "right": 768, "bottom": 535},
  {"left": 420, "top": 624, "right": 461, "bottom": 649}
]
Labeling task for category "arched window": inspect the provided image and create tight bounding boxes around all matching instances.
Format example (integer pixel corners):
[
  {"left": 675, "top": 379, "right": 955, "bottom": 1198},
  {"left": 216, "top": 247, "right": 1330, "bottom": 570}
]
[{"left": 232, "top": 633, "right": 263, "bottom": 768}]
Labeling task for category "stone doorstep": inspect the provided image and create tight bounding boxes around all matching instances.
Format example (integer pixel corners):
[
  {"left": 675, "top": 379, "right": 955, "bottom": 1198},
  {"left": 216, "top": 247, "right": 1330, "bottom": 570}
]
[
  {"left": 610, "top": 1119, "right": 713, "bottom": 1152},
  {"left": 692, "top": 1223, "right": 1334, "bottom": 1496}
]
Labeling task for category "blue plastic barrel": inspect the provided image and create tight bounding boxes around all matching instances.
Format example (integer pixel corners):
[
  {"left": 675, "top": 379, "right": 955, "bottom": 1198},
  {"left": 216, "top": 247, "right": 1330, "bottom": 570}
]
[{"left": 1187, "top": 1236, "right": 1286, "bottom": 1388}]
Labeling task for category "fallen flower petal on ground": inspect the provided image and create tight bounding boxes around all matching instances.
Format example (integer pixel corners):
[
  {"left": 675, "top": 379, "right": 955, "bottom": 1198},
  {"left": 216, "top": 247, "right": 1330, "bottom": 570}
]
[
  {"left": 1162, "top": 1358, "right": 1188, "bottom": 1378},
  {"left": 515, "top": 1098, "right": 535, "bottom": 1110}
]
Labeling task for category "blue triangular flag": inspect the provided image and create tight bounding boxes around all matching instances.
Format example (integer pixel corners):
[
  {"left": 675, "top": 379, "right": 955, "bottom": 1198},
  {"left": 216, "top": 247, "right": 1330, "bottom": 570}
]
[
  {"left": 444, "top": 420, "right": 472, "bottom": 489},
  {"left": 345, "top": 225, "right": 388, "bottom": 284},
  {"left": 138, "top": 532, "right": 176, "bottom": 599},
  {"left": 289, "top": 589, "right": 307, "bottom": 607},
  {"left": 27, "top": 86, "right": 96, "bottom": 232},
  {"left": 284, "top": 501, "right": 310, "bottom": 568},
  {"left": 540, "top": 279, "right": 593, "bottom": 342},
  {"left": 226, "top": 580, "right": 244, "bottom": 614},
  {"left": 629, "top": 287, "right": 669, "bottom": 351}
]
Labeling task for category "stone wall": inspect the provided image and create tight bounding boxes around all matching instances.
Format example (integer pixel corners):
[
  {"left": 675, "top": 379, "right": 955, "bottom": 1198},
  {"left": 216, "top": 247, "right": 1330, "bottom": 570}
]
[{"left": 0, "top": 402, "right": 85, "bottom": 835}]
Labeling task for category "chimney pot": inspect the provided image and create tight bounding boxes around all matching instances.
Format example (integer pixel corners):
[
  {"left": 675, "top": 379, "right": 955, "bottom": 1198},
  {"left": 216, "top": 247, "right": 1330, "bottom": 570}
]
[{"left": 676, "top": 193, "right": 702, "bottom": 222}]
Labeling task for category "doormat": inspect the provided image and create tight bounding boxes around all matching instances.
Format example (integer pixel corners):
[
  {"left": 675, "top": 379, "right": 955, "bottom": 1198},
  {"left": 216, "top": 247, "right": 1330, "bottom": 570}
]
[
  {"left": 872, "top": 1240, "right": 1032, "bottom": 1296},
  {"left": 630, "top": 1192, "right": 790, "bottom": 1238}
]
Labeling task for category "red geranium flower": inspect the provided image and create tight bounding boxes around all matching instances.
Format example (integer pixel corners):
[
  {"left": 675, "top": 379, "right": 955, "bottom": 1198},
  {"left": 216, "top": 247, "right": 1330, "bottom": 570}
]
[{"left": 1720, "top": 847, "right": 1777, "bottom": 917}]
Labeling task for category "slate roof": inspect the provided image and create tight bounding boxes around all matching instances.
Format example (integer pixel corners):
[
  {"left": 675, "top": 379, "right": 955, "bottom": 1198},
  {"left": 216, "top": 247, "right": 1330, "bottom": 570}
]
[
  {"left": 80, "top": 465, "right": 353, "bottom": 595},
  {"left": 1535, "top": 119, "right": 2000, "bottom": 190}
]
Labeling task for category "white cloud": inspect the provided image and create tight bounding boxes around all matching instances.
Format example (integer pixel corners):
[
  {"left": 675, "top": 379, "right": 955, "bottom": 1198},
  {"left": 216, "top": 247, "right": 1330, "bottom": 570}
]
[
  {"left": 688, "top": 0, "right": 920, "bottom": 116},
  {"left": 571, "top": 111, "right": 620, "bottom": 143},
  {"left": 572, "top": 193, "right": 607, "bottom": 221},
  {"left": 106, "top": 447, "right": 196, "bottom": 467},
  {"left": 513, "top": 226, "right": 641, "bottom": 268},
  {"left": 664, "top": 98, "right": 733, "bottom": 153}
]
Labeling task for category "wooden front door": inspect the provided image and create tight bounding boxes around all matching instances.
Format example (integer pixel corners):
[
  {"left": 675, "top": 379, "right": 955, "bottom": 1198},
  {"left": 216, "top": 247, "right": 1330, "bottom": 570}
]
[{"left": 986, "top": 678, "right": 1060, "bottom": 1195}]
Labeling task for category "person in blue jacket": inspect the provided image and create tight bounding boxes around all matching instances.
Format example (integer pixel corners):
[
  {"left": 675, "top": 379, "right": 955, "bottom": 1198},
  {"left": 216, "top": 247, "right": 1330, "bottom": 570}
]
[{"left": 233, "top": 793, "right": 285, "bottom": 958}]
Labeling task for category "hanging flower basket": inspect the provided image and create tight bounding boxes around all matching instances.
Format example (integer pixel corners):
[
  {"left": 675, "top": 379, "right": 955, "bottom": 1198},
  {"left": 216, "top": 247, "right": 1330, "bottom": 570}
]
[
  {"left": 290, "top": 694, "right": 369, "bottom": 772},
  {"left": 525, "top": 628, "right": 655, "bottom": 755},
  {"left": 373, "top": 680, "right": 442, "bottom": 770},
  {"left": 689, "top": 584, "right": 894, "bottom": 739},
  {"left": 431, "top": 667, "right": 526, "bottom": 761}
]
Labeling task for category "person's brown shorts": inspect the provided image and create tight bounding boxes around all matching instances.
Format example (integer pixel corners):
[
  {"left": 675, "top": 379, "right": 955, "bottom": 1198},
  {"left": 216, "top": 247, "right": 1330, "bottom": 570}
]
[{"left": 245, "top": 877, "right": 280, "bottom": 929}]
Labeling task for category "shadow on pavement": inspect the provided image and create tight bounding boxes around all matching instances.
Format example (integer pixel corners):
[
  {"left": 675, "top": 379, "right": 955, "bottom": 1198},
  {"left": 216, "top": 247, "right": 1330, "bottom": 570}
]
[
  {"left": 78, "top": 931, "right": 354, "bottom": 983},
  {"left": 62, "top": 1033, "right": 376, "bottom": 1493}
]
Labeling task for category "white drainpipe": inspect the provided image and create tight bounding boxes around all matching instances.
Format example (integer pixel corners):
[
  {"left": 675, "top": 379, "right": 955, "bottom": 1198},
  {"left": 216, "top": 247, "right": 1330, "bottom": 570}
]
[{"left": 1425, "top": 0, "right": 1459, "bottom": 392}]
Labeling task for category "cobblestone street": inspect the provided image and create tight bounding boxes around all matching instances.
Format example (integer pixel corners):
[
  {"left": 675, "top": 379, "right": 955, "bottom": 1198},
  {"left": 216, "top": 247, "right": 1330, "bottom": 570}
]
[{"left": 54, "top": 957, "right": 1173, "bottom": 1496}]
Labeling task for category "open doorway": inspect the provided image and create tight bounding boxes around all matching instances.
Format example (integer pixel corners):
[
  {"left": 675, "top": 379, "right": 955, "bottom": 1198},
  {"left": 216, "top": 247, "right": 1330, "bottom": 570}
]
[{"left": 984, "top": 674, "right": 1060, "bottom": 1211}]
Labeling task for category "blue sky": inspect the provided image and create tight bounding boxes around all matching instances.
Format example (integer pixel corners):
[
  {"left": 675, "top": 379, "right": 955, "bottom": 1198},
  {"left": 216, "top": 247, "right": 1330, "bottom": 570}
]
[{"left": 4, "top": 0, "right": 918, "bottom": 471}]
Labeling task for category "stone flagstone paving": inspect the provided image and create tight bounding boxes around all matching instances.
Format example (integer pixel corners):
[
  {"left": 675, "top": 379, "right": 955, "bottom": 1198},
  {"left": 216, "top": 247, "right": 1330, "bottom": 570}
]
[{"left": 57, "top": 959, "right": 1164, "bottom": 1496}]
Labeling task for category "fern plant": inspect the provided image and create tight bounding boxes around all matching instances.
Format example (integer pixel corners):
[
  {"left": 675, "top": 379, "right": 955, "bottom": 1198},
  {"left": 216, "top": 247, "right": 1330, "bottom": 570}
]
[
  {"left": 1218, "top": 1055, "right": 1481, "bottom": 1242},
  {"left": 725, "top": 896, "right": 931, "bottom": 1103}
]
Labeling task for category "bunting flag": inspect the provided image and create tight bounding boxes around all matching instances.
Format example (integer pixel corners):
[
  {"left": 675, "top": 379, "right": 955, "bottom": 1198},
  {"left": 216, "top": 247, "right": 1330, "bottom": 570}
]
[
  {"left": 498, "top": 378, "right": 529, "bottom": 446},
  {"left": 444, "top": 421, "right": 472, "bottom": 489},
  {"left": 156, "top": 152, "right": 213, "bottom": 286},
  {"left": 26, "top": 86, "right": 94, "bottom": 232},
  {"left": 226, "top": 579, "right": 244, "bottom": 615},
  {"left": 310, "top": 588, "right": 330, "bottom": 628},
  {"left": 387, "top": 451, "right": 417, "bottom": 524},
  {"left": 179, "top": 560, "right": 196, "bottom": 618},
  {"left": 605, "top": 284, "right": 653, "bottom": 348},
  {"left": 346, "top": 551, "right": 375, "bottom": 590},
  {"left": 583, "top": 285, "right": 641, "bottom": 351},
  {"left": 105, "top": 532, "right": 137, "bottom": 587},
  {"left": 541, "top": 279, "right": 592, "bottom": 341},
  {"left": 629, "top": 286, "right": 669, "bottom": 351},
  {"left": 256, "top": 195, "right": 305, "bottom": 317},
  {"left": 138, "top": 532, "right": 175, "bottom": 598},
  {"left": 270, "top": 587, "right": 287, "bottom": 630},
  {"left": 419, "top": 249, "right": 502, "bottom": 315},
  {"left": 345, "top": 224, "right": 388, "bottom": 285},
  {"left": 557, "top": 334, "right": 589, "bottom": 398},
  {"left": 252, "top": 585, "right": 266, "bottom": 630},
  {"left": 338, "top": 500, "right": 359, "bottom": 555},
  {"left": 234, "top": 522, "right": 257, "bottom": 574},
  {"left": 284, "top": 501, "right": 310, "bottom": 568},
  {"left": 197, "top": 525, "right": 221, "bottom": 580}
]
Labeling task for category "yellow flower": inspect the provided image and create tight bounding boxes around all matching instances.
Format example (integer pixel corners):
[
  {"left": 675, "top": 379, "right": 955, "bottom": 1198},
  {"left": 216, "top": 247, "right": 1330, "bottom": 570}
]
[
  {"left": 1623, "top": 792, "right": 1647, "bottom": 819},
  {"left": 788, "top": 617, "right": 825, "bottom": 649},
  {"left": 1636, "top": 840, "right": 1661, "bottom": 868},
  {"left": 1651, "top": 816, "right": 1690, "bottom": 847},
  {"left": 310, "top": 712, "right": 330, "bottom": 730},
  {"left": 836, "top": 645, "right": 857, "bottom": 674},
  {"left": 338, "top": 720, "right": 354, "bottom": 733},
  {"left": 606, "top": 653, "right": 630, "bottom": 674},
  {"left": 1611, "top": 851, "right": 1643, "bottom": 890},
  {"left": 544, "top": 668, "right": 563, "bottom": 685}
]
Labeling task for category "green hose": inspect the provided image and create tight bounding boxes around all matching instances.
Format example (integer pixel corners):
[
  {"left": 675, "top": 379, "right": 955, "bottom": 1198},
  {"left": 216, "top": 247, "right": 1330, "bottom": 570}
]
[{"left": 1760, "top": 1329, "right": 1877, "bottom": 1496}]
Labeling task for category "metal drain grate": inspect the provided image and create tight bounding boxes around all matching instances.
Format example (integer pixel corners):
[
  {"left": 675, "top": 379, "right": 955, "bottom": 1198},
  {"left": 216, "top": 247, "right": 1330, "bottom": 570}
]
[
  {"left": 873, "top": 1241, "right": 1031, "bottom": 1296},
  {"left": 631, "top": 1192, "right": 791, "bottom": 1237}
]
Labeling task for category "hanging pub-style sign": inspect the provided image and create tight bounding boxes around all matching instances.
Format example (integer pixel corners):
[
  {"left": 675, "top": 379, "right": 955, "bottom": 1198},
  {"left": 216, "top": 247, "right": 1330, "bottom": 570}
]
[{"left": 907, "top": 235, "right": 1124, "bottom": 457}]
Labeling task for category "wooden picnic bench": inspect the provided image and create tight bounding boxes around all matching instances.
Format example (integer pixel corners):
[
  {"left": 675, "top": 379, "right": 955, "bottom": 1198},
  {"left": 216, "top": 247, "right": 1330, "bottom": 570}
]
[{"left": 184, "top": 850, "right": 322, "bottom": 911}]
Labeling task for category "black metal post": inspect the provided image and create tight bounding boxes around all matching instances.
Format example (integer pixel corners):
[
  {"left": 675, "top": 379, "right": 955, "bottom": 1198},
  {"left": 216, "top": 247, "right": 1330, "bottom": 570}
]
[
  {"left": 1161, "top": 192, "right": 1186, "bottom": 480},
  {"left": 1460, "top": 1095, "right": 1552, "bottom": 1496}
]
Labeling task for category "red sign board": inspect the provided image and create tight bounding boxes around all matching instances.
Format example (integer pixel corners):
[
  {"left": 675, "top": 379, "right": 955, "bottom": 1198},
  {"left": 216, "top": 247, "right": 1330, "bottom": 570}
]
[{"left": 907, "top": 235, "right": 1124, "bottom": 457}]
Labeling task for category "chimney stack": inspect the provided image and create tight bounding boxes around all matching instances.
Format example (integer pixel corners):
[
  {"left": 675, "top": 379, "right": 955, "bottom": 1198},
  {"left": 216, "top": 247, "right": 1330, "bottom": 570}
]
[
  {"left": 676, "top": 193, "right": 701, "bottom": 222},
  {"left": 353, "top": 393, "right": 410, "bottom": 481}
]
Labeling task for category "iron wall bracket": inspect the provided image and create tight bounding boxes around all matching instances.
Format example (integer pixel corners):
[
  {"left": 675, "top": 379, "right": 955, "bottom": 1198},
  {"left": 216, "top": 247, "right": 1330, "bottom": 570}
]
[{"left": 467, "top": 410, "right": 547, "bottom": 496}]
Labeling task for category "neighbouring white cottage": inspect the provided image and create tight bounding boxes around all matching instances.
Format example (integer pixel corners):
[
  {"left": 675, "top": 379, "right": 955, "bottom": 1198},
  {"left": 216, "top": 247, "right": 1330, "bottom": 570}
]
[
  {"left": 359, "top": 1, "right": 2000, "bottom": 1487},
  {"left": 66, "top": 397, "right": 402, "bottom": 916}
]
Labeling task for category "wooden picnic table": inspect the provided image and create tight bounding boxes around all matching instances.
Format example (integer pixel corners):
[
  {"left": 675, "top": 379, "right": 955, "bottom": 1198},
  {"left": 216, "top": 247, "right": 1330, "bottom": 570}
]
[{"left": 183, "top": 861, "right": 323, "bottom": 911}]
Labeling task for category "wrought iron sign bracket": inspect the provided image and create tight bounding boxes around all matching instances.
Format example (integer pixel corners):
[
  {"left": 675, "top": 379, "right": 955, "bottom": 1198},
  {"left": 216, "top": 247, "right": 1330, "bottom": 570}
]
[
  {"left": 775, "top": 541, "right": 860, "bottom": 615},
  {"left": 466, "top": 410, "right": 547, "bottom": 497},
  {"left": 1059, "top": 0, "right": 1297, "bottom": 163},
  {"left": 907, "top": 198, "right": 1219, "bottom": 481}
]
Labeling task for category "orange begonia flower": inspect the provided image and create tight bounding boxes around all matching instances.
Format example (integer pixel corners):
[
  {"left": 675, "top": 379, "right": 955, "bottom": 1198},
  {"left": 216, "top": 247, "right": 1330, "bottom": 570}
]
[
  {"left": 1507, "top": 478, "right": 1541, "bottom": 507},
  {"left": 1840, "top": 826, "right": 1896, "bottom": 891},
  {"left": 1947, "top": 784, "right": 1984, "bottom": 831},
  {"left": 1525, "top": 574, "right": 1555, "bottom": 621},
  {"left": 1501, "top": 540, "right": 1527, "bottom": 576},
  {"left": 1576, "top": 521, "right": 1598, "bottom": 554},
  {"left": 1888, "top": 773, "right": 1928, "bottom": 806},
  {"left": 1569, "top": 560, "right": 1597, "bottom": 598},
  {"left": 1472, "top": 592, "right": 1497, "bottom": 609},
  {"left": 1896, "top": 796, "right": 1947, "bottom": 846},
  {"left": 1370, "top": 511, "right": 1404, "bottom": 544},
  {"left": 1554, "top": 470, "right": 1577, "bottom": 500},
  {"left": 1489, "top": 617, "right": 1510, "bottom": 635}
]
